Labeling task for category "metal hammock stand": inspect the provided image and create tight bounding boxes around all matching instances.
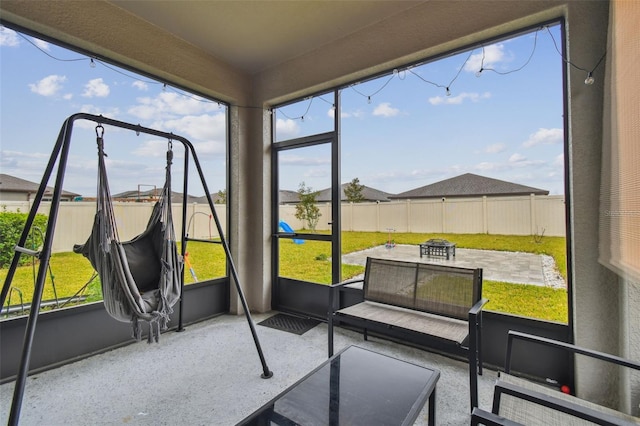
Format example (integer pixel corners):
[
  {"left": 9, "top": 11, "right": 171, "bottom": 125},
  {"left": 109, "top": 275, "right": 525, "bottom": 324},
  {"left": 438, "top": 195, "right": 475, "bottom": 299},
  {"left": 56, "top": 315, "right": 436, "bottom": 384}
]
[{"left": 0, "top": 113, "right": 273, "bottom": 426}]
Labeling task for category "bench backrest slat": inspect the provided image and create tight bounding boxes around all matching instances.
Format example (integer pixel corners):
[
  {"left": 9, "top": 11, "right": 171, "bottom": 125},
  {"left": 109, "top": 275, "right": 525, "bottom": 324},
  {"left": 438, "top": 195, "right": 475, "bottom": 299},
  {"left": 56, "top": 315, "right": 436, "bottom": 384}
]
[{"left": 363, "top": 257, "right": 482, "bottom": 320}]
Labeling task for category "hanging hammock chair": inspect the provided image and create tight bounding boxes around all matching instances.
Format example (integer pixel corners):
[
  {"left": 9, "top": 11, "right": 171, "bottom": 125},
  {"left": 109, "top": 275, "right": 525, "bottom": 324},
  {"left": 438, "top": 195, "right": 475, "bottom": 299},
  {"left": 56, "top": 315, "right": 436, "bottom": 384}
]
[{"left": 74, "top": 125, "right": 182, "bottom": 342}]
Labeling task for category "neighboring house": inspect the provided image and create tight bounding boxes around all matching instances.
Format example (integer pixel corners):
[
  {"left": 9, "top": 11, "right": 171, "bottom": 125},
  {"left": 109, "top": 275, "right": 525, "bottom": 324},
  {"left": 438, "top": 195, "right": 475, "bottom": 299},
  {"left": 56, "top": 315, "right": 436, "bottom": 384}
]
[
  {"left": 112, "top": 188, "right": 200, "bottom": 204},
  {"left": 278, "top": 190, "right": 301, "bottom": 204},
  {"left": 316, "top": 183, "right": 394, "bottom": 203},
  {"left": 280, "top": 184, "right": 394, "bottom": 204},
  {"left": 192, "top": 193, "right": 224, "bottom": 204},
  {"left": 0, "top": 173, "right": 80, "bottom": 202},
  {"left": 390, "top": 173, "right": 549, "bottom": 200}
]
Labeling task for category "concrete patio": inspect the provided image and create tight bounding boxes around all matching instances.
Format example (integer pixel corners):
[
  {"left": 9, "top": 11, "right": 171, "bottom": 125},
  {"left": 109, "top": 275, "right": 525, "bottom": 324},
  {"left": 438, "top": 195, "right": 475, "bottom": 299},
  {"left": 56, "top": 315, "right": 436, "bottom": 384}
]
[
  {"left": 0, "top": 312, "right": 497, "bottom": 425},
  {"left": 342, "top": 244, "right": 565, "bottom": 288}
]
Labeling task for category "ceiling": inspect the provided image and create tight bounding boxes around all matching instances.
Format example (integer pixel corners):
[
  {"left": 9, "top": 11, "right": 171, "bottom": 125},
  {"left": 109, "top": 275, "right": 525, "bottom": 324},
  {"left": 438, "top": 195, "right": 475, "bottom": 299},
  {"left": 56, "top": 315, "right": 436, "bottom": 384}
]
[{"left": 109, "top": 0, "right": 425, "bottom": 74}]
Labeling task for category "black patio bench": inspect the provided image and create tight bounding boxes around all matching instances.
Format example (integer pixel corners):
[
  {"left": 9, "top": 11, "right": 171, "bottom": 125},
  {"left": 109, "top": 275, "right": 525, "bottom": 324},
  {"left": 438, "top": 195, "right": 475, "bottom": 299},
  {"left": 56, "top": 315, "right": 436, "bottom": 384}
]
[
  {"left": 328, "top": 257, "right": 487, "bottom": 410},
  {"left": 471, "top": 331, "right": 640, "bottom": 425}
]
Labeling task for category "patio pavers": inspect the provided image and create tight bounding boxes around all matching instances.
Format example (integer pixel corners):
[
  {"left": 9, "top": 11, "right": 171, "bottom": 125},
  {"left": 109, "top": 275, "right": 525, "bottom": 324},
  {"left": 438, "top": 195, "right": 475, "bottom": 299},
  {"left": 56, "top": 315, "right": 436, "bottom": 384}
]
[{"left": 342, "top": 244, "right": 565, "bottom": 288}]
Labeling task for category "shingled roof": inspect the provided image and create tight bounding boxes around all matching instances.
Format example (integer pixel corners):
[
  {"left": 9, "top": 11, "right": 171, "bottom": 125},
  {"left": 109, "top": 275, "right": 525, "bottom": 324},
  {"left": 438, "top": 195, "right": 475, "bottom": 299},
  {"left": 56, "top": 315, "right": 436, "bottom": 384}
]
[
  {"left": 316, "top": 184, "right": 394, "bottom": 202},
  {"left": 390, "top": 173, "right": 549, "bottom": 200},
  {"left": 0, "top": 173, "right": 80, "bottom": 200}
]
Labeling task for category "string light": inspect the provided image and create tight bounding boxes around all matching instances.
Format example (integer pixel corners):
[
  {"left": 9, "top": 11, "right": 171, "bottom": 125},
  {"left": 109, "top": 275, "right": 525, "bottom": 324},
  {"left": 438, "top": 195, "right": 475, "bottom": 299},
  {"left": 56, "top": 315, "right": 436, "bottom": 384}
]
[
  {"left": 277, "top": 97, "right": 314, "bottom": 121},
  {"left": 584, "top": 72, "right": 595, "bottom": 85},
  {"left": 545, "top": 25, "right": 606, "bottom": 86},
  {"left": 90, "top": 58, "right": 96, "bottom": 68},
  {"left": 350, "top": 73, "right": 395, "bottom": 103}
]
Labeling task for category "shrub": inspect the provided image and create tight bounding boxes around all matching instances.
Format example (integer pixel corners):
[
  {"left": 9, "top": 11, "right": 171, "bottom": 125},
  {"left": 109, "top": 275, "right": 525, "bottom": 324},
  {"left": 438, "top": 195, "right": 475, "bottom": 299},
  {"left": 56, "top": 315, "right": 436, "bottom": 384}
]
[{"left": 0, "top": 210, "right": 48, "bottom": 268}]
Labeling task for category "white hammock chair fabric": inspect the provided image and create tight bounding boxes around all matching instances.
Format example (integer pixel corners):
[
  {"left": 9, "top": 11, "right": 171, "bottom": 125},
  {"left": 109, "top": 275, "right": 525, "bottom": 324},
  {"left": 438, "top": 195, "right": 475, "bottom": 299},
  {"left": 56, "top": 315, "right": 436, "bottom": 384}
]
[{"left": 74, "top": 129, "right": 182, "bottom": 342}]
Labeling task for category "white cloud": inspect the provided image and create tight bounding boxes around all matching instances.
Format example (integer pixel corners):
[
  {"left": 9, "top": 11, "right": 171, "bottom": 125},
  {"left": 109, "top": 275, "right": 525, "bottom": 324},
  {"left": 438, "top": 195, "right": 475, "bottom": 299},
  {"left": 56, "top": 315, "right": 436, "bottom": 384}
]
[
  {"left": 373, "top": 102, "right": 400, "bottom": 117},
  {"left": 163, "top": 113, "right": 226, "bottom": 142},
  {"left": 465, "top": 44, "right": 506, "bottom": 73},
  {"left": 82, "top": 78, "right": 110, "bottom": 98},
  {"left": 128, "top": 92, "right": 219, "bottom": 120},
  {"left": 280, "top": 154, "right": 330, "bottom": 166},
  {"left": 28, "top": 75, "right": 67, "bottom": 97},
  {"left": 327, "top": 108, "right": 364, "bottom": 119},
  {"left": 0, "top": 28, "right": 20, "bottom": 46},
  {"left": 553, "top": 153, "right": 564, "bottom": 166},
  {"left": 132, "top": 81, "right": 148, "bottom": 91},
  {"left": 485, "top": 143, "right": 507, "bottom": 154},
  {"left": 275, "top": 118, "right": 300, "bottom": 138},
  {"left": 429, "top": 91, "right": 491, "bottom": 105},
  {"left": 32, "top": 38, "right": 50, "bottom": 51},
  {"left": 132, "top": 140, "right": 172, "bottom": 158},
  {"left": 523, "top": 128, "right": 563, "bottom": 147},
  {"left": 509, "top": 153, "right": 527, "bottom": 163}
]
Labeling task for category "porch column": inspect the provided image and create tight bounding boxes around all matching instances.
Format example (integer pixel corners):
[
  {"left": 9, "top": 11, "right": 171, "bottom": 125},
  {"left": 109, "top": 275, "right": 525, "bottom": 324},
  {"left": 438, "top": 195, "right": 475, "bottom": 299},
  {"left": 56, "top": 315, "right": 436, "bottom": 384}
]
[{"left": 228, "top": 105, "right": 272, "bottom": 314}]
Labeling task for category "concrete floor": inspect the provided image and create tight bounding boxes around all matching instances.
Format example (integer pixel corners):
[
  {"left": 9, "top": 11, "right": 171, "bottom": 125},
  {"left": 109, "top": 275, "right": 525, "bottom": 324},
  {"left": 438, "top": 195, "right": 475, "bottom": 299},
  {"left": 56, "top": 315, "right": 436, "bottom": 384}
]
[{"left": 0, "top": 313, "right": 498, "bottom": 425}]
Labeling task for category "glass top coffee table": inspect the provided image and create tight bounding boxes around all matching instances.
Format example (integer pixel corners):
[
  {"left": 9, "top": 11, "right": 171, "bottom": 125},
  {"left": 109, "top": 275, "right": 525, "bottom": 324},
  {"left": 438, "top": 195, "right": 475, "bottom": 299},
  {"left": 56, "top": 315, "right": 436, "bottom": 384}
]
[{"left": 237, "top": 345, "right": 440, "bottom": 425}]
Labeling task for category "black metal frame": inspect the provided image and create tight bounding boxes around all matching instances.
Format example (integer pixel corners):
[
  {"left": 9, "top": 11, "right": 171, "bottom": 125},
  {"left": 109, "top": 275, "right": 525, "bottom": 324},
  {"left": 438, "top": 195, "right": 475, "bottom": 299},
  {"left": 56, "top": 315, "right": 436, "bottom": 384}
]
[
  {"left": 271, "top": 89, "right": 342, "bottom": 311},
  {"left": 0, "top": 113, "right": 272, "bottom": 426},
  {"left": 327, "top": 259, "right": 487, "bottom": 411},
  {"left": 471, "top": 331, "right": 640, "bottom": 425}
]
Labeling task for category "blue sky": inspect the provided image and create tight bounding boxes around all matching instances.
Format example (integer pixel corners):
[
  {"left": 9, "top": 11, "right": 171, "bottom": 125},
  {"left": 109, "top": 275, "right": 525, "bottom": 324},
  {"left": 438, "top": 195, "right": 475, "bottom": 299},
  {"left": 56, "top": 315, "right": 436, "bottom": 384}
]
[
  {"left": 1, "top": 23, "right": 565, "bottom": 198},
  {"left": 275, "top": 23, "right": 565, "bottom": 196},
  {"left": 1, "top": 26, "right": 228, "bottom": 197}
]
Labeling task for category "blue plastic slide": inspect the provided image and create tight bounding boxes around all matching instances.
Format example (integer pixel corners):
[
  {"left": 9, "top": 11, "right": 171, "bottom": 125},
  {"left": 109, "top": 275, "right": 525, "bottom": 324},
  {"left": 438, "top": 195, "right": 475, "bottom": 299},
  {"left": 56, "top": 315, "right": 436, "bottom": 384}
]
[{"left": 279, "top": 220, "right": 304, "bottom": 244}]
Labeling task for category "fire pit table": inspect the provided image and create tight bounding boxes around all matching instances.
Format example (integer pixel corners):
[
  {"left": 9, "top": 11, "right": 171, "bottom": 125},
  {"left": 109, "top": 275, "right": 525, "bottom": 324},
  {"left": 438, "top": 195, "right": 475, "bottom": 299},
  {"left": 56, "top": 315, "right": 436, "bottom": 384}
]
[{"left": 420, "top": 239, "right": 456, "bottom": 260}]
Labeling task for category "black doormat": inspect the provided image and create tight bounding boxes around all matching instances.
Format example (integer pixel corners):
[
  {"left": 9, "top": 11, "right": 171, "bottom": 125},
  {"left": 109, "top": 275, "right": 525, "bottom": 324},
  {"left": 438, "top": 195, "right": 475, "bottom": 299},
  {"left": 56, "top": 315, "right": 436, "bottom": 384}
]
[{"left": 258, "top": 313, "right": 320, "bottom": 335}]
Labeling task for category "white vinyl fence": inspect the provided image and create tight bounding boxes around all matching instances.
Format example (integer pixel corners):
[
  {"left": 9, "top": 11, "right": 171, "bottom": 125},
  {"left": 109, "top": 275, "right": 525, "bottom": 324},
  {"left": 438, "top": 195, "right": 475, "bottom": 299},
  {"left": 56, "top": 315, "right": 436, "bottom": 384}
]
[{"left": 2, "top": 195, "right": 564, "bottom": 254}]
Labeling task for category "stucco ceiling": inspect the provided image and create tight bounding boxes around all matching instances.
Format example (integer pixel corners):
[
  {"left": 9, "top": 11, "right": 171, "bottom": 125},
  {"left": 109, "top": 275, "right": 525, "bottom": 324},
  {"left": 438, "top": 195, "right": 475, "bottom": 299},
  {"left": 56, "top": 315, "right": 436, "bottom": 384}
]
[{"left": 109, "top": 0, "right": 424, "bottom": 74}]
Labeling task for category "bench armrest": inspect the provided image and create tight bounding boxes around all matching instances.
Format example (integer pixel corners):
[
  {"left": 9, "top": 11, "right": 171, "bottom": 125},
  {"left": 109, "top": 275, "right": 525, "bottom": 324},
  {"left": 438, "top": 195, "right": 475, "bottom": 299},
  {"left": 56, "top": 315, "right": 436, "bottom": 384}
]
[
  {"left": 330, "top": 278, "right": 364, "bottom": 289},
  {"left": 471, "top": 407, "right": 524, "bottom": 426},
  {"left": 469, "top": 298, "right": 489, "bottom": 317},
  {"left": 505, "top": 331, "right": 640, "bottom": 374}
]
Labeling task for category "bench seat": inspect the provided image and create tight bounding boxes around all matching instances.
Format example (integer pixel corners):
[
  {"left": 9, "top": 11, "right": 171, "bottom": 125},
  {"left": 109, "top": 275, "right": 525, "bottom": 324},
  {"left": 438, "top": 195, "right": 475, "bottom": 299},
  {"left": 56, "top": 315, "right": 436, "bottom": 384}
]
[{"left": 336, "top": 300, "right": 469, "bottom": 344}]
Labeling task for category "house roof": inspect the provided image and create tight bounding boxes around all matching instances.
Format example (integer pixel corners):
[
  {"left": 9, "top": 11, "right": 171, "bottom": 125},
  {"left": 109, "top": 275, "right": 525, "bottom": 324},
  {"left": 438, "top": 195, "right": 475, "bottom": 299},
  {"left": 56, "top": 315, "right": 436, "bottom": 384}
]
[
  {"left": 390, "top": 173, "right": 549, "bottom": 199},
  {"left": 112, "top": 188, "right": 201, "bottom": 204},
  {"left": 0, "top": 174, "right": 80, "bottom": 198},
  {"left": 316, "top": 184, "right": 394, "bottom": 203},
  {"left": 279, "top": 190, "right": 301, "bottom": 204}
]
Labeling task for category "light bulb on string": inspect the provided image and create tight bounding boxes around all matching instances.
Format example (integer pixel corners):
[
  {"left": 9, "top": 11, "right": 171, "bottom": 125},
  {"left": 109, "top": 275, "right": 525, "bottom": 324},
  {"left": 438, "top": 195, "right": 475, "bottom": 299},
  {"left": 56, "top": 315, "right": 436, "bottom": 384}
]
[
  {"left": 162, "top": 83, "right": 167, "bottom": 92},
  {"left": 446, "top": 87, "right": 451, "bottom": 97},
  {"left": 475, "top": 68, "right": 483, "bottom": 78},
  {"left": 367, "top": 96, "right": 372, "bottom": 104},
  {"left": 584, "top": 72, "right": 595, "bottom": 85},
  {"left": 90, "top": 58, "right": 96, "bottom": 68}
]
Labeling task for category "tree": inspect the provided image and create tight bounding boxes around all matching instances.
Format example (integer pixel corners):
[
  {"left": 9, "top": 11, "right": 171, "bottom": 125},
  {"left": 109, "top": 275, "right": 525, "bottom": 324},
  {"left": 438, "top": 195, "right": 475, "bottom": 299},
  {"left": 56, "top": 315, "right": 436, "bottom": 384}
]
[
  {"left": 215, "top": 189, "right": 226, "bottom": 204},
  {"left": 294, "top": 182, "right": 321, "bottom": 232},
  {"left": 344, "top": 177, "right": 365, "bottom": 203}
]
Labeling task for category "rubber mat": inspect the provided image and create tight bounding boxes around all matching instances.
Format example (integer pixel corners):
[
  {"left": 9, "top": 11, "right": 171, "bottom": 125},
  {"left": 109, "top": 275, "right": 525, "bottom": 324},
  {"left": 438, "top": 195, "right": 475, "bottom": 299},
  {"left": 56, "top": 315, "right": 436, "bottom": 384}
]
[{"left": 258, "top": 313, "right": 320, "bottom": 335}]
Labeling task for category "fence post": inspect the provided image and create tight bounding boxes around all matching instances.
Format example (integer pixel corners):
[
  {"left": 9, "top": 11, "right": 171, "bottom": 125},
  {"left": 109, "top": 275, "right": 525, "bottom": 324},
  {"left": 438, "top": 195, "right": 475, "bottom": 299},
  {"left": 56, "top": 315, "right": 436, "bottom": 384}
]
[
  {"left": 482, "top": 196, "right": 488, "bottom": 234},
  {"left": 530, "top": 194, "right": 536, "bottom": 235}
]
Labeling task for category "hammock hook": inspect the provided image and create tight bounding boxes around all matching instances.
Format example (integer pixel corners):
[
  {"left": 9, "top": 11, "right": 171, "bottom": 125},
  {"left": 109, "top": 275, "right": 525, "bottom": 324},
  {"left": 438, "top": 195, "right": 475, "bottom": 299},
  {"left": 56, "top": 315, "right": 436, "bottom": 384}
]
[
  {"left": 166, "top": 138, "right": 173, "bottom": 164},
  {"left": 95, "top": 124, "right": 104, "bottom": 139}
]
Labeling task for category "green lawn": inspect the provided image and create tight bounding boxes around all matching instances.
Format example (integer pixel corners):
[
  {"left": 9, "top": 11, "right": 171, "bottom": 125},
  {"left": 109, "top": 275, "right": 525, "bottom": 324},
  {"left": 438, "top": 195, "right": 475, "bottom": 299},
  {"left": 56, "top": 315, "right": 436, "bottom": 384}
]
[{"left": 2, "top": 231, "right": 568, "bottom": 323}]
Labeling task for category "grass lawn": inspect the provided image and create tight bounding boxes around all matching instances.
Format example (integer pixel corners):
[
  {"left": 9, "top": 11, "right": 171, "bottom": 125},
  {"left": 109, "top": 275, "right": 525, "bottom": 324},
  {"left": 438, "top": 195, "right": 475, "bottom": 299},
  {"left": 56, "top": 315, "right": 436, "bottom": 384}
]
[{"left": 2, "top": 231, "right": 567, "bottom": 323}]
